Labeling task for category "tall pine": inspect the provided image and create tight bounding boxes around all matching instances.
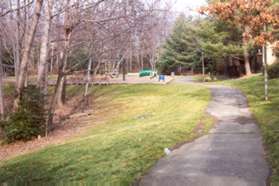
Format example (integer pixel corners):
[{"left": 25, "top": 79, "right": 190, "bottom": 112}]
[
  {"left": 158, "top": 15, "right": 243, "bottom": 75},
  {"left": 158, "top": 15, "right": 199, "bottom": 74}
]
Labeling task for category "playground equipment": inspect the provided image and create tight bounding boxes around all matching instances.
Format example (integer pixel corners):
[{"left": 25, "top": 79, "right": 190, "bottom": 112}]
[{"left": 139, "top": 69, "right": 153, "bottom": 77}]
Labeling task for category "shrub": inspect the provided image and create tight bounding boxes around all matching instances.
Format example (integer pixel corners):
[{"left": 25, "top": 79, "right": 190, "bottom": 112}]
[
  {"left": 267, "top": 62, "right": 279, "bottom": 79},
  {"left": 0, "top": 85, "right": 46, "bottom": 143}
]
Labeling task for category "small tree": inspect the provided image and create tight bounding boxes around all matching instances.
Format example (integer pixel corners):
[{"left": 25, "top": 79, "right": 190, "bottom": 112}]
[{"left": 1, "top": 86, "right": 45, "bottom": 143}]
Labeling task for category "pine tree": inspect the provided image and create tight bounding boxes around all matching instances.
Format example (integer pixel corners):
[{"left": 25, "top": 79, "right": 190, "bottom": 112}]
[
  {"left": 158, "top": 15, "right": 200, "bottom": 74},
  {"left": 197, "top": 20, "right": 242, "bottom": 59},
  {"left": 158, "top": 15, "right": 243, "bottom": 75}
]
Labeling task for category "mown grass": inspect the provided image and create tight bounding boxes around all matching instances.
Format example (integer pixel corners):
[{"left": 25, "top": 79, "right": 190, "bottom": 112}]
[
  {"left": 0, "top": 84, "right": 213, "bottom": 185},
  {"left": 222, "top": 75, "right": 279, "bottom": 185}
]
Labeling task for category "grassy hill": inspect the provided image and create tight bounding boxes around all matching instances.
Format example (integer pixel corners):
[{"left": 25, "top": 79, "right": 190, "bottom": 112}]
[{"left": 0, "top": 84, "right": 213, "bottom": 185}]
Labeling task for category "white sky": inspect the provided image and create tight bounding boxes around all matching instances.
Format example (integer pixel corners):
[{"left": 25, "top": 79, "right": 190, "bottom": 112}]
[{"left": 171, "top": 0, "right": 207, "bottom": 16}]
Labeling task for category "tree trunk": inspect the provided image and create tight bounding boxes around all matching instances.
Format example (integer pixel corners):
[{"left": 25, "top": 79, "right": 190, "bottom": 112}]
[
  {"left": 140, "top": 51, "right": 144, "bottom": 70},
  {"left": 136, "top": 53, "right": 141, "bottom": 71},
  {"left": 84, "top": 56, "right": 93, "bottom": 97},
  {"left": 14, "top": 0, "right": 43, "bottom": 109},
  {"left": 46, "top": 37, "right": 70, "bottom": 131},
  {"left": 243, "top": 44, "right": 252, "bottom": 76},
  {"left": 0, "top": 46, "right": 5, "bottom": 119},
  {"left": 37, "top": 0, "right": 53, "bottom": 94},
  {"left": 57, "top": 75, "right": 66, "bottom": 107},
  {"left": 129, "top": 47, "right": 133, "bottom": 72},
  {"left": 50, "top": 43, "right": 54, "bottom": 73},
  {"left": 243, "top": 26, "right": 252, "bottom": 76},
  {"left": 46, "top": 62, "right": 63, "bottom": 133},
  {"left": 56, "top": 60, "right": 66, "bottom": 108},
  {"left": 93, "top": 60, "right": 101, "bottom": 76},
  {"left": 115, "top": 55, "right": 125, "bottom": 73},
  {"left": 149, "top": 47, "right": 156, "bottom": 71},
  {"left": 56, "top": 31, "right": 71, "bottom": 108},
  {"left": 38, "top": 0, "right": 53, "bottom": 136},
  {"left": 15, "top": 0, "right": 21, "bottom": 84}
]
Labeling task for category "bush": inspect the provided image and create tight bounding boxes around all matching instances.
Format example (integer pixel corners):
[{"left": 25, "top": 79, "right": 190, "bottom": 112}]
[
  {"left": 0, "top": 85, "right": 46, "bottom": 143},
  {"left": 267, "top": 62, "right": 279, "bottom": 79}
]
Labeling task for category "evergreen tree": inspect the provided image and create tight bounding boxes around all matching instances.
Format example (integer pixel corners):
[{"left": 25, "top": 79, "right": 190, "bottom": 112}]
[
  {"left": 158, "top": 15, "right": 200, "bottom": 74},
  {"left": 197, "top": 19, "right": 244, "bottom": 76},
  {"left": 197, "top": 20, "right": 243, "bottom": 59},
  {"left": 158, "top": 15, "right": 243, "bottom": 75}
]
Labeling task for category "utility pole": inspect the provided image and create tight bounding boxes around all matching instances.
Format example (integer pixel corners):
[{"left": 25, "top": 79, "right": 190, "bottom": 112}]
[
  {"left": 263, "top": 24, "right": 269, "bottom": 101},
  {"left": 122, "top": 58, "right": 126, "bottom": 81},
  {"left": 201, "top": 50, "right": 205, "bottom": 82}
]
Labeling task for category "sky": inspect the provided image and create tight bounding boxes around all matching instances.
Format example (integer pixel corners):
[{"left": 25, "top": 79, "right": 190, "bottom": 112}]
[{"left": 172, "top": 0, "right": 207, "bottom": 16}]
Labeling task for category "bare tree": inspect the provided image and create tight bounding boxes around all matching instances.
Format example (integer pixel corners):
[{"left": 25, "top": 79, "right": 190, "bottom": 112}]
[
  {"left": 14, "top": 0, "right": 44, "bottom": 109},
  {"left": 37, "top": 0, "right": 54, "bottom": 95}
]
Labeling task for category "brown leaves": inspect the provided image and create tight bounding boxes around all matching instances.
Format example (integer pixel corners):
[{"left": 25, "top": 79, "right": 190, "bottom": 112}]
[
  {"left": 199, "top": 3, "right": 234, "bottom": 21},
  {"left": 254, "top": 32, "right": 273, "bottom": 46},
  {"left": 199, "top": 0, "right": 277, "bottom": 46},
  {"left": 271, "top": 4, "right": 279, "bottom": 26}
]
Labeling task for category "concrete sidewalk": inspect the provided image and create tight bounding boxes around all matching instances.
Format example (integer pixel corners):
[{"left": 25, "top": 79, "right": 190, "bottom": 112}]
[{"left": 139, "top": 77, "right": 269, "bottom": 186}]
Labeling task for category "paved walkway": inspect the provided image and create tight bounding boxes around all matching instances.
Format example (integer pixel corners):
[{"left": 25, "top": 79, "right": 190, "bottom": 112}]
[{"left": 140, "top": 76, "right": 269, "bottom": 186}]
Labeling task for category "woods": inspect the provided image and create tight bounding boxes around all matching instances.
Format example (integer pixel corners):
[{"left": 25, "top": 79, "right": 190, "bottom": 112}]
[{"left": 0, "top": 0, "right": 171, "bottom": 140}]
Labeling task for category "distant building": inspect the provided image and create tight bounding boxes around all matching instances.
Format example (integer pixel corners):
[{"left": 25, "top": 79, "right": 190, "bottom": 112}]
[{"left": 267, "top": 43, "right": 278, "bottom": 65}]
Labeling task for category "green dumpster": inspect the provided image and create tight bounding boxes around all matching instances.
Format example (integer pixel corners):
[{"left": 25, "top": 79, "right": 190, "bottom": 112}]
[{"left": 139, "top": 69, "right": 153, "bottom": 77}]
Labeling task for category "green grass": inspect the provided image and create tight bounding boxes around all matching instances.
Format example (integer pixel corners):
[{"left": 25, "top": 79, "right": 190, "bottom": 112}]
[
  {"left": 0, "top": 84, "right": 213, "bottom": 185},
  {"left": 222, "top": 75, "right": 279, "bottom": 185}
]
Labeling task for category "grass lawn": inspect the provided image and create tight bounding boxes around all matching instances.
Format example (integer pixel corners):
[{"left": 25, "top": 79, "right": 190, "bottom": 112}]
[
  {"left": 222, "top": 75, "right": 279, "bottom": 185},
  {"left": 0, "top": 83, "right": 213, "bottom": 185}
]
